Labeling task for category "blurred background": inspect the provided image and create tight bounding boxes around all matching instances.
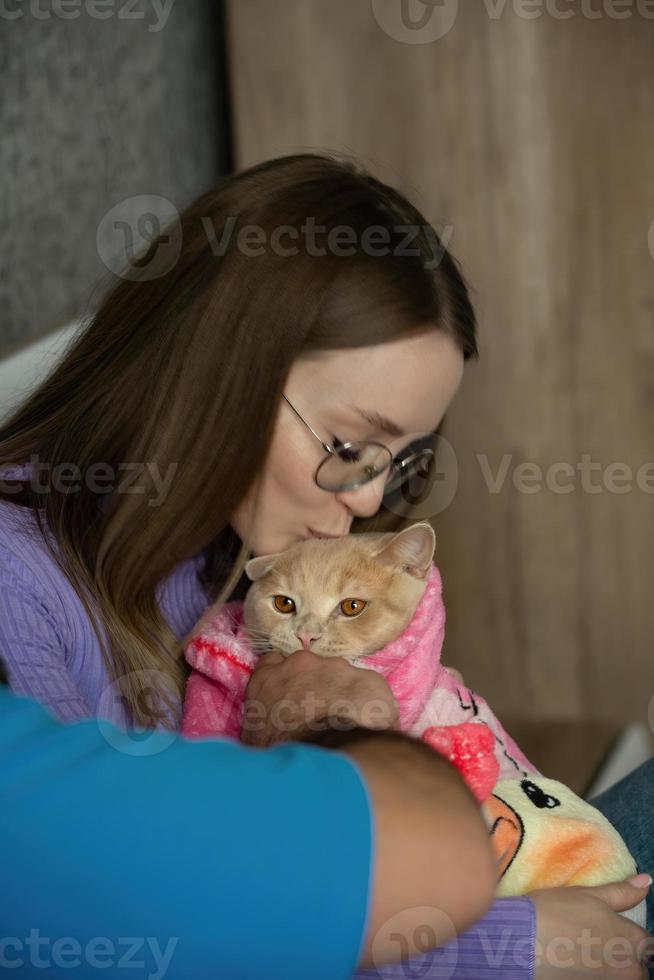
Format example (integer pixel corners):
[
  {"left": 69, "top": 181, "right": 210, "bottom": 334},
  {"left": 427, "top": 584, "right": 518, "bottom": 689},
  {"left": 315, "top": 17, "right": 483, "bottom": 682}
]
[{"left": 1, "top": 0, "right": 652, "bottom": 794}]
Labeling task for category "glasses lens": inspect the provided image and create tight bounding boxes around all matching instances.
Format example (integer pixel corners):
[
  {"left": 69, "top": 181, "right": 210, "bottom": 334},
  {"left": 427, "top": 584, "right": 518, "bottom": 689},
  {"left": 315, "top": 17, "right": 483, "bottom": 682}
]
[
  {"left": 383, "top": 444, "right": 436, "bottom": 497},
  {"left": 315, "top": 441, "right": 392, "bottom": 492}
]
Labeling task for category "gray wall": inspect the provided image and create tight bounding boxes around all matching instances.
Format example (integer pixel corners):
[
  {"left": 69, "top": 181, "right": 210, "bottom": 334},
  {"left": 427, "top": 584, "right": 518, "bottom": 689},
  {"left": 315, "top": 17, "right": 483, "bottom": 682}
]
[{"left": 1, "top": 0, "right": 230, "bottom": 357}]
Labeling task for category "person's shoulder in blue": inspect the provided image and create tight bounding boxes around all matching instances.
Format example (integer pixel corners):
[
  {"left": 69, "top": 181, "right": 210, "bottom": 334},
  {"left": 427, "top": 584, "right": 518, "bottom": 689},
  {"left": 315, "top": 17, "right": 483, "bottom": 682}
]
[{"left": 0, "top": 685, "right": 373, "bottom": 980}]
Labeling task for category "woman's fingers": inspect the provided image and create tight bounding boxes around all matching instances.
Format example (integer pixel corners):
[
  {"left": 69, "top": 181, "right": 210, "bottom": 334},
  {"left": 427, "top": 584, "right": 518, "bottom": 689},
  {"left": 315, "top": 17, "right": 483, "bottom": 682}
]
[
  {"left": 530, "top": 880, "right": 653, "bottom": 980},
  {"left": 254, "top": 649, "right": 286, "bottom": 667},
  {"left": 241, "top": 648, "right": 399, "bottom": 746},
  {"left": 587, "top": 875, "right": 652, "bottom": 913}
]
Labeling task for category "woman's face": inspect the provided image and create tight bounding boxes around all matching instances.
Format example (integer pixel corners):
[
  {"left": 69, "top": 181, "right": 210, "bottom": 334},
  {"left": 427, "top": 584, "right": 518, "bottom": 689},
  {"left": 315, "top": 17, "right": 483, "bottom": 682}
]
[{"left": 230, "top": 329, "right": 465, "bottom": 557}]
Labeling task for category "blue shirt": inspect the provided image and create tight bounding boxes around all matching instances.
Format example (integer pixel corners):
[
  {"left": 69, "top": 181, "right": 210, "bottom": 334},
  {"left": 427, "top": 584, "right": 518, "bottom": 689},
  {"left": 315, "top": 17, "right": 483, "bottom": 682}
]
[
  {"left": 0, "top": 685, "right": 538, "bottom": 979},
  {"left": 0, "top": 686, "right": 373, "bottom": 979}
]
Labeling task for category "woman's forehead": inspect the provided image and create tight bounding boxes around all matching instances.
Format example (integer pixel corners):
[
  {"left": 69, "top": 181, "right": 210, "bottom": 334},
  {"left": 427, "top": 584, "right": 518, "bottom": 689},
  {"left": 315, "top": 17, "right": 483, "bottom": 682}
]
[{"left": 291, "top": 332, "right": 464, "bottom": 433}]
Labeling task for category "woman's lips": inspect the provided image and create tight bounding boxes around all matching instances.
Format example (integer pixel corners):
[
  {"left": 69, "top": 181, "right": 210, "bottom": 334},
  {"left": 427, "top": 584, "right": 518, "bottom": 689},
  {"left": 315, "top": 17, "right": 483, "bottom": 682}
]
[{"left": 307, "top": 528, "right": 343, "bottom": 539}]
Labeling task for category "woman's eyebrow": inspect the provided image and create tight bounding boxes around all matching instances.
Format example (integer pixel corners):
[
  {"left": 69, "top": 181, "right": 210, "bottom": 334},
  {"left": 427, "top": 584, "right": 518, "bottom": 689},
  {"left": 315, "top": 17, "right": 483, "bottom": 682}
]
[{"left": 347, "top": 405, "right": 406, "bottom": 438}]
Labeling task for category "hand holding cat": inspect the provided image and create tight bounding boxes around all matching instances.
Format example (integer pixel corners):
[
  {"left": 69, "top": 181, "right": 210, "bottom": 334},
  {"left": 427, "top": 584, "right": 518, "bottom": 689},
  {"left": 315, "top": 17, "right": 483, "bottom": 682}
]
[{"left": 240, "top": 648, "right": 400, "bottom": 747}]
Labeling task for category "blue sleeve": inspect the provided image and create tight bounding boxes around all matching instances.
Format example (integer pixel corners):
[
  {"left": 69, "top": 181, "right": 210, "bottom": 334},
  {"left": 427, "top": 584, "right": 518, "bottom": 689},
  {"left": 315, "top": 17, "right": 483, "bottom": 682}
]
[{"left": 0, "top": 687, "right": 373, "bottom": 980}]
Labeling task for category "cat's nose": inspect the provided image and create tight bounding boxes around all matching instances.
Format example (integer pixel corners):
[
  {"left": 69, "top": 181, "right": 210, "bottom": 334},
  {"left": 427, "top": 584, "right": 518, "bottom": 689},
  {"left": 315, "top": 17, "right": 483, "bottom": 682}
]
[{"left": 295, "top": 630, "right": 320, "bottom": 650}]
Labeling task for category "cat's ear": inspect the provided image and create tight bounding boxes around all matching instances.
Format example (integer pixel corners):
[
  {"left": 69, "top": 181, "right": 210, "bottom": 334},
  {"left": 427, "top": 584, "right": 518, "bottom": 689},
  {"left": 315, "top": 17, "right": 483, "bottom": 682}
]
[
  {"left": 244, "top": 552, "right": 284, "bottom": 582},
  {"left": 370, "top": 521, "right": 436, "bottom": 579}
]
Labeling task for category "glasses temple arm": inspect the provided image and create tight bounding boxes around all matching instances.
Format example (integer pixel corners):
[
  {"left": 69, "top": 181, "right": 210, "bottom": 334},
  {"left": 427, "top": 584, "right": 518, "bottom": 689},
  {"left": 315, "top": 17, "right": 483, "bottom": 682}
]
[{"left": 282, "top": 394, "right": 335, "bottom": 455}]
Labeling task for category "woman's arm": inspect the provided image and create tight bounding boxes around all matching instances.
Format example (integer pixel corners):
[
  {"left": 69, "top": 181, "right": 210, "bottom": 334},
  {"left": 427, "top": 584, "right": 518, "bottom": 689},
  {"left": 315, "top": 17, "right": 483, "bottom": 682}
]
[
  {"left": 295, "top": 722, "right": 533, "bottom": 976},
  {"left": 0, "top": 568, "right": 91, "bottom": 722},
  {"left": 338, "top": 731, "right": 499, "bottom": 969}
]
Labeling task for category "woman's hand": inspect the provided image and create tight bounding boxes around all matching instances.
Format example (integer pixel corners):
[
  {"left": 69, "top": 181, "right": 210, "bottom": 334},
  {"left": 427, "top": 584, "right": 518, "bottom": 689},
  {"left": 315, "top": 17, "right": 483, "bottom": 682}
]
[
  {"left": 240, "top": 648, "right": 400, "bottom": 747},
  {"left": 529, "top": 876, "right": 653, "bottom": 979}
]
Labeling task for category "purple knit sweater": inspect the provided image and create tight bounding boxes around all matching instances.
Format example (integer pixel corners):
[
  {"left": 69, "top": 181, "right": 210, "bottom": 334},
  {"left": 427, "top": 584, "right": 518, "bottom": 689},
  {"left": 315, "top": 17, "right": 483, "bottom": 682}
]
[
  {"left": 0, "top": 498, "right": 213, "bottom": 727},
  {"left": 0, "top": 495, "right": 536, "bottom": 980}
]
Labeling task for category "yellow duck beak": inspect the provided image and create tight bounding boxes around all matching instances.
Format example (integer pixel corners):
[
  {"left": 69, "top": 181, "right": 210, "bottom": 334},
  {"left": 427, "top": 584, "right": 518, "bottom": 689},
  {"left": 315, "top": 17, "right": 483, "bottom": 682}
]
[{"left": 483, "top": 777, "right": 637, "bottom": 895}]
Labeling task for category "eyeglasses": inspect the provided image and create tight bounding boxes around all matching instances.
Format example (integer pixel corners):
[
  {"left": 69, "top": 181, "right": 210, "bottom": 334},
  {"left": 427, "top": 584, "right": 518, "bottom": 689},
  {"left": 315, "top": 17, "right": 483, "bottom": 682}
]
[{"left": 282, "top": 394, "right": 436, "bottom": 495}]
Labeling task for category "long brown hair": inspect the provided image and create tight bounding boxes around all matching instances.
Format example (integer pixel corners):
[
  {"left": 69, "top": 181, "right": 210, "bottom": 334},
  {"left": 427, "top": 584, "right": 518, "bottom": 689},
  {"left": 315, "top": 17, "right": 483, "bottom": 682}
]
[{"left": 0, "top": 152, "right": 478, "bottom": 728}]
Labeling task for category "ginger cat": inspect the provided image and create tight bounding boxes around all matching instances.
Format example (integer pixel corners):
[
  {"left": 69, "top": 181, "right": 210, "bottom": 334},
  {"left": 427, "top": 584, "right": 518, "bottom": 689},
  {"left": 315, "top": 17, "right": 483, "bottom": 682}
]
[{"left": 241, "top": 521, "right": 436, "bottom": 660}]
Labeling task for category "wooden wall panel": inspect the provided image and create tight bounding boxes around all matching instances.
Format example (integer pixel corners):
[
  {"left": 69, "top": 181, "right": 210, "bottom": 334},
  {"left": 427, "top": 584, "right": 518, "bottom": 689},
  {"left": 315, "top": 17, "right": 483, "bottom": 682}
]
[{"left": 226, "top": 0, "right": 654, "bottom": 726}]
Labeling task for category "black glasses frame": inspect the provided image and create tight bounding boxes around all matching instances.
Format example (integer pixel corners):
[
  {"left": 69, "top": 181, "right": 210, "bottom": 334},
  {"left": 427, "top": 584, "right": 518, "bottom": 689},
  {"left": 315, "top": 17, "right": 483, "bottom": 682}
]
[{"left": 282, "top": 394, "right": 436, "bottom": 495}]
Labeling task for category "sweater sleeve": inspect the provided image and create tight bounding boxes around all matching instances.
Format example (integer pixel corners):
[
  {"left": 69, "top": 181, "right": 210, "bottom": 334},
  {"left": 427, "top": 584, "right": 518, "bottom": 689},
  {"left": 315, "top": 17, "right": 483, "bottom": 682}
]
[
  {"left": 355, "top": 896, "right": 536, "bottom": 979},
  {"left": 0, "top": 551, "right": 91, "bottom": 722}
]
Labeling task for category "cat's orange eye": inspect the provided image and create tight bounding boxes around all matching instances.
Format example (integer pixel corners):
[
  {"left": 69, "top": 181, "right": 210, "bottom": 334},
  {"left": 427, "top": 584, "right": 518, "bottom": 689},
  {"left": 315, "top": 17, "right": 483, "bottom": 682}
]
[
  {"left": 273, "top": 595, "right": 296, "bottom": 614},
  {"left": 340, "top": 598, "right": 367, "bottom": 618}
]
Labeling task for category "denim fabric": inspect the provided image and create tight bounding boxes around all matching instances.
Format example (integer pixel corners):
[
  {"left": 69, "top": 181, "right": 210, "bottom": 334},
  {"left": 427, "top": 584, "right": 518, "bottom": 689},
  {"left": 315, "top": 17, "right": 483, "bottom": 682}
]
[{"left": 589, "top": 757, "right": 654, "bottom": 976}]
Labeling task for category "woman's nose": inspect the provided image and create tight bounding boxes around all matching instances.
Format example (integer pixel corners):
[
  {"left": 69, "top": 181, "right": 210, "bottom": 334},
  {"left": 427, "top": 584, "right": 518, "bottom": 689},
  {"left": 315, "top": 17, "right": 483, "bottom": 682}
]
[{"left": 334, "top": 474, "right": 386, "bottom": 518}]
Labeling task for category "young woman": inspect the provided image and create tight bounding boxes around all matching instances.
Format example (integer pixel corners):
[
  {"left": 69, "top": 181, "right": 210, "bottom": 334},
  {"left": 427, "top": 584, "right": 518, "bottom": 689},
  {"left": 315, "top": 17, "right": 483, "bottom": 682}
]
[{"left": 0, "top": 153, "right": 651, "bottom": 978}]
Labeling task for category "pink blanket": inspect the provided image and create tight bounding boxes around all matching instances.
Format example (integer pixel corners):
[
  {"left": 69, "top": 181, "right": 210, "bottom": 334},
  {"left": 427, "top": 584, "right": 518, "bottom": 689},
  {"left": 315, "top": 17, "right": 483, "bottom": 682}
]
[{"left": 182, "top": 563, "right": 538, "bottom": 781}]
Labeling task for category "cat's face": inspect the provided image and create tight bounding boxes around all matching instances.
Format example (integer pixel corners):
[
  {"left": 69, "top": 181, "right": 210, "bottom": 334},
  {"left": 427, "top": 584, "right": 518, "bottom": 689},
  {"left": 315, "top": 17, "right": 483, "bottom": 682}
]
[{"left": 241, "top": 521, "right": 436, "bottom": 660}]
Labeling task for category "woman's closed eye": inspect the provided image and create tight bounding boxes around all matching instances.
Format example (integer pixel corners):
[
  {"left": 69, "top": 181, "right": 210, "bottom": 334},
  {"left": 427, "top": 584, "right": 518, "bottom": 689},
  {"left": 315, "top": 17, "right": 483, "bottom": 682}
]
[{"left": 331, "top": 435, "right": 363, "bottom": 463}]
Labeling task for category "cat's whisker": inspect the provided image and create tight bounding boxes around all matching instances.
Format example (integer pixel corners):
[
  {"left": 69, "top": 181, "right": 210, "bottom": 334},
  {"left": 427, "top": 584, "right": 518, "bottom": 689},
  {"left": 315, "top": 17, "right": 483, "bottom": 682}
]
[
  {"left": 221, "top": 608, "right": 243, "bottom": 629},
  {"left": 245, "top": 633, "right": 274, "bottom": 645},
  {"left": 242, "top": 627, "right": 272, "bottom": 642}
]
